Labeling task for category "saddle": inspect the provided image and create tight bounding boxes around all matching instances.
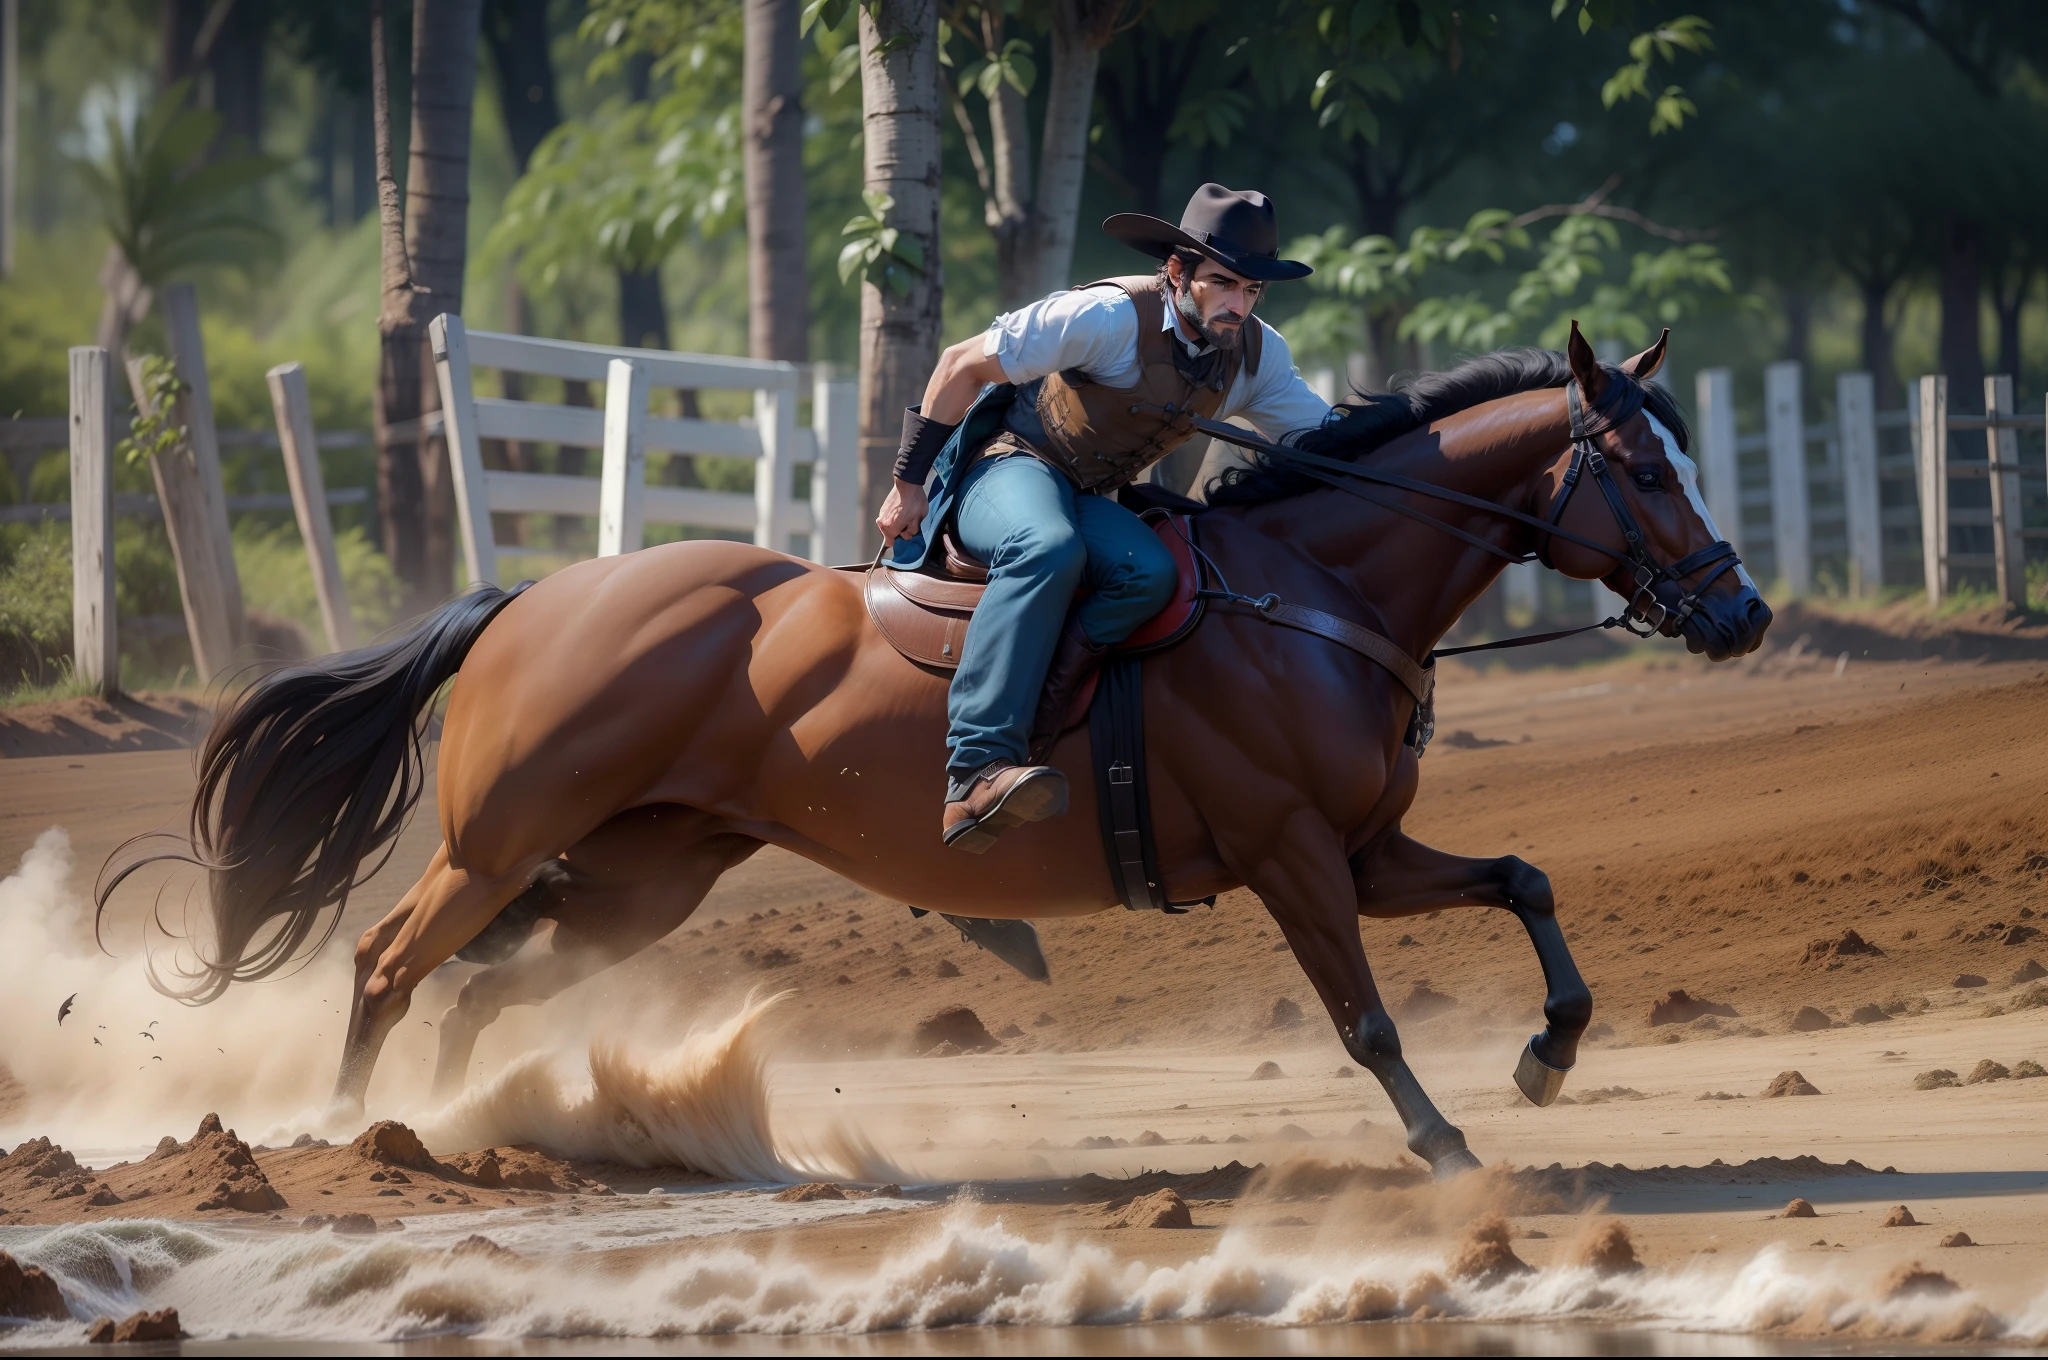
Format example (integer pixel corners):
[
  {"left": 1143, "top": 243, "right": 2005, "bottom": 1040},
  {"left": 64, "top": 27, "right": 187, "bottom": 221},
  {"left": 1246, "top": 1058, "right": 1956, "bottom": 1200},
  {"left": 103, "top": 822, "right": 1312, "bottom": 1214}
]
[{"left": 863, "top": 509, "right": 1206, "bottom": 682}]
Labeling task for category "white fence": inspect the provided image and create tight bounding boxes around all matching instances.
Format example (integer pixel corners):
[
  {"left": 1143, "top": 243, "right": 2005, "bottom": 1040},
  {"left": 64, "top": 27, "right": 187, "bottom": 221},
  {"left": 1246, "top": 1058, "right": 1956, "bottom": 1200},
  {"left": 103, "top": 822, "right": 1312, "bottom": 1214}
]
[
  {"left": 1692, "top": 364, "right": 2047, "bottom": 607},
  {"left": 430, "top": 314, "right": 860, "bottom": 587}
]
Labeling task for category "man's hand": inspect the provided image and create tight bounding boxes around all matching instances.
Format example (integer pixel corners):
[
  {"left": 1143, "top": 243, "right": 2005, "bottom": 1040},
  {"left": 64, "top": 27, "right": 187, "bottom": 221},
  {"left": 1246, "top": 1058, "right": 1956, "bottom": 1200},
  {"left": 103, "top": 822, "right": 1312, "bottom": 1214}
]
[{"left": 876, "top": 478, "right": 929, "bottom": 542}]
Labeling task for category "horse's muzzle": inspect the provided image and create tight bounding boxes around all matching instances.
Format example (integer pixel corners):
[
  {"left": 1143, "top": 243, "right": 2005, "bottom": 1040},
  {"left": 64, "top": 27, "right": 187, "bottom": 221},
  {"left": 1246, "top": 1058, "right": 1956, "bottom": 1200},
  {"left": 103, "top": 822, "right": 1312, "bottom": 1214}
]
[{"left": 1676, "top": 584, "right": 1771, "bottom": 661}]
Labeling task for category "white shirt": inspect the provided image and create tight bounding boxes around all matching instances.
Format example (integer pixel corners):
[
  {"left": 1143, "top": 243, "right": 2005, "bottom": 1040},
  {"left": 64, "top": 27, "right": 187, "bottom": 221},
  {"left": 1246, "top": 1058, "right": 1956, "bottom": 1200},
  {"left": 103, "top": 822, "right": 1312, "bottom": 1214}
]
[{"left": 981, "top": 284, "right": 1332, "bottom": 443}]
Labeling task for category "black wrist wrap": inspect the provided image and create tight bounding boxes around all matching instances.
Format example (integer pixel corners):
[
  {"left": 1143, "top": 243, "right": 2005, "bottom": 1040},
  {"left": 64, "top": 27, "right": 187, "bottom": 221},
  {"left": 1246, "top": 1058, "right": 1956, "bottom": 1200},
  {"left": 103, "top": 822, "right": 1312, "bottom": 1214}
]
[{"left": 892, "top": 408, "right": 958, "bottom": 485}]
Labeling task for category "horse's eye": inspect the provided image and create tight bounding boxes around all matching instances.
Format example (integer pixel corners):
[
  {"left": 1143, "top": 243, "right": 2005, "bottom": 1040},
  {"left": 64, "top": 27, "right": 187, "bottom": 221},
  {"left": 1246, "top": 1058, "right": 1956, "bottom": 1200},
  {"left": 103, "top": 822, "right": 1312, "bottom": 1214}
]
[{"left": 1632, "top": 468, "right": 1663, "bottom": 490}]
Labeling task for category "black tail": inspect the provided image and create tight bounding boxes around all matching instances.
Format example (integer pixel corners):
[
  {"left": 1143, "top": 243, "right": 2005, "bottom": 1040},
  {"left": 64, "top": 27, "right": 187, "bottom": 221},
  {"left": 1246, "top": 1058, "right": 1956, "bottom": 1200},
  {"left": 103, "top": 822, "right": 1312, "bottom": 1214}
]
[{"left": 98, "top": 583, "right": 531, "bottom": 1002}]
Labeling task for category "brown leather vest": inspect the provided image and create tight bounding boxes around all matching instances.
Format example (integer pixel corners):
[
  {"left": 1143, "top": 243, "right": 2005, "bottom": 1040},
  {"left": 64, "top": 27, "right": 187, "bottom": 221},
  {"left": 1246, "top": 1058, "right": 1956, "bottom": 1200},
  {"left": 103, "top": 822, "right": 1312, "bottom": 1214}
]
[{"left": 992, "top": 275, "right": 1263, "bottom": 493}]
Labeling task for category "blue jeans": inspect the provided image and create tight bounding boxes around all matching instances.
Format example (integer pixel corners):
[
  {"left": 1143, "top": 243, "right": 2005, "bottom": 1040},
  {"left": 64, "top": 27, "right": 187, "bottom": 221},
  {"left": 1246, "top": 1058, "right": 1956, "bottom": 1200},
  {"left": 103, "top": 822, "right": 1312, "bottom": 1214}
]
[{"left": 945, "top": 454, "right": 1177, "bottom": 783}]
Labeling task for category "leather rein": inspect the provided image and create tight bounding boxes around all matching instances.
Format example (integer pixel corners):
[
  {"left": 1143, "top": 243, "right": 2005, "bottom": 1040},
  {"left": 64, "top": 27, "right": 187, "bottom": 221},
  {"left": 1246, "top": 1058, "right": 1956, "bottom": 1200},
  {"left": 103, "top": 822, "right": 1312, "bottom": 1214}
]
[{"left": 1136, "top": 379, "right": 1746, "bottom": 751}]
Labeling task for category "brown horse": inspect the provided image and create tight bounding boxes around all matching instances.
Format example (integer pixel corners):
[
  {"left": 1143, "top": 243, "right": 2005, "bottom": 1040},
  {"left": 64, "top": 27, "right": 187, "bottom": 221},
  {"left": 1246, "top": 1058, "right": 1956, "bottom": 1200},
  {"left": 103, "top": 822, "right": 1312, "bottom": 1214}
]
[{"left": 114, "top": 326, "right": 1767, "bottom": 1178}]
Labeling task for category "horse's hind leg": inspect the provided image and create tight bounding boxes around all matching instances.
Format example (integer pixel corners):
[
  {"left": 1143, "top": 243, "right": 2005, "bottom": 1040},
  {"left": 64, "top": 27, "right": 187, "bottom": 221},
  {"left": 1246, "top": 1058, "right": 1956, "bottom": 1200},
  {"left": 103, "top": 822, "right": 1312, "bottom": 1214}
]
[
  {"left": 1350, "top": 830, "right": 1592, "bottom": 1106},
  {"left": 337, "top": 844, "right": 535, "bottom": 1110},
  {"left": 1243, "top": 823, "right": 1481, "bottom": 1179},
  {"left": 431, "top": 816, "right": 760, "bottom": 1098}
]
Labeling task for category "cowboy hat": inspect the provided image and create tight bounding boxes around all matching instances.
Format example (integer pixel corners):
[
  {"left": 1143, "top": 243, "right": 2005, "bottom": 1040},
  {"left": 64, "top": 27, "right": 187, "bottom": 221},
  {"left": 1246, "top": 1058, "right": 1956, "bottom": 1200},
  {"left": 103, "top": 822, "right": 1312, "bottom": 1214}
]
[{"left": 1103, "top": 183, "right": 1312, "bottom": 283}]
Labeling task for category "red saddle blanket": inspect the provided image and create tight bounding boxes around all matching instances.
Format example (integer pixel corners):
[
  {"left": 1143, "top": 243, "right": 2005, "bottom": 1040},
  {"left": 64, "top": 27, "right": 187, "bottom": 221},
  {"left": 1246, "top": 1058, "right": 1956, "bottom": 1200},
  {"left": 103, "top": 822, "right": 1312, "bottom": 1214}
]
[{"left": 862, "top": 510, "right": 1205, "bottom": 674}]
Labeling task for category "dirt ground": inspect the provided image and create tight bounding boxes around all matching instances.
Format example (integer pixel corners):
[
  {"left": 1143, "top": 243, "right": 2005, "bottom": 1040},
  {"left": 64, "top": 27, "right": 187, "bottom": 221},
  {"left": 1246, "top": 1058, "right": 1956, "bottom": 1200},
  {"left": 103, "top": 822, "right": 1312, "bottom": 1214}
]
[{"left": 4, "top": 603, "right": 2047, "bottom": 1343}]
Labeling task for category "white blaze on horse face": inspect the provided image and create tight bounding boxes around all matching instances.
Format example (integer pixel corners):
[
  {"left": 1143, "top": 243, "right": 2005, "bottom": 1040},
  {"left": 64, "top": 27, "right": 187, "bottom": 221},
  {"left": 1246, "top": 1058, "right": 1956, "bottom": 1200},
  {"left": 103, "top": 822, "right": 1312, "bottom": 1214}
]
[{"left": 1647, "top": 413, "right": 1758, "bottom": 592}]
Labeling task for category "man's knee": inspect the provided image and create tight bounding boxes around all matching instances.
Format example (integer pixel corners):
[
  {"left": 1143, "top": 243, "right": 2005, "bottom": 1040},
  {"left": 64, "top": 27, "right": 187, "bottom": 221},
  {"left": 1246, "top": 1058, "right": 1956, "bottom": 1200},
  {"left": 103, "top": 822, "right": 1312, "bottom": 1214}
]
[
  {"left": 998, "top": 521, "right": 1085, "bottom": 584},
  {"left": 1101, "top": 535, "right": 1177, "bottom": 611}
]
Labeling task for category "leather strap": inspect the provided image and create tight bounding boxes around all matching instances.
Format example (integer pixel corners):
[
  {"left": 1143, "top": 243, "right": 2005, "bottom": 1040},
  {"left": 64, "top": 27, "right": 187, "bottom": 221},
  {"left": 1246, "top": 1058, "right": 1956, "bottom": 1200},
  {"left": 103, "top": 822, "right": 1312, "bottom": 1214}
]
[{"left": 1238, "top": 598, "right": 1433, "bottom": 708}]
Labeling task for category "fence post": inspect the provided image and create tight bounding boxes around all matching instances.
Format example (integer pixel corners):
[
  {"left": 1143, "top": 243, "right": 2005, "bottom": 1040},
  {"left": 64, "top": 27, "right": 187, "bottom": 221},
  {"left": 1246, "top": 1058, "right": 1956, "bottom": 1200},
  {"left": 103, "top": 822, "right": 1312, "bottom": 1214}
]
[
  {"left": 1915, "top": 374, "right": 1948, "bottom": 605},
  {"left": 1984, "top": 374, "right": 2026, "bottom": 609},
  {"left": 754, "top": 381, "right": 797, "bottom": 555},
  {"left": 1764, "top": 361, "right": 1810, "bottom": 595},
  {"left": 429, "top": 314, "right": 498, "bottom": 587},
  {"left": 598, "top": 358, "right": 649, "bottom": 557},
  {"left": 1694, "top": 367, "right": 1741, "bottom": 553},
  {"left": 266, "top": 362, "right": 354, "bottom": 652},
  {"left": 157, "top": 282, "right": 245, "bottom": 673},
  {"left": 67, "top": 347, "right": 117, "bottom": 696},
  {"left": 1502, "top": 559, "right": 1539, "bottom": 619},
  {"left": 1836, "top": 371, "right": 1882, "bottom": 595},
  {"left": 812, "top": 375, "right": 859, "bottom": 565}
]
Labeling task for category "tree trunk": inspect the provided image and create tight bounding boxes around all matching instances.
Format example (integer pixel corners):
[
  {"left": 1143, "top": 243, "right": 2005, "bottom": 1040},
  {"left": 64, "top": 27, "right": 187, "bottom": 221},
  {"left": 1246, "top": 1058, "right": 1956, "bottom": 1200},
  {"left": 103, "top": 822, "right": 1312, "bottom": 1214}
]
[
  {"left": 856, "top": 0, "right": 942, "bottom": 544},
  {"left": 207, "top": 5, "right": 265, "bottom": 153},
  {"left": 1857, "top": 274, "right": 1900, "bottom": 407},
  {"left": 1017, "top": 0, "right": 1121, "bottom": 301},
  {"left": 618, "top": 267, "right": 671, "bottom": 350},
  {"left": 743, "top": 0, "right": 809, "bottom": 361},
  {"left": 409, "top": 0, "right": 481, "bottom": 601},
  {"left": 372, "top": 0, "right": 430, "bottom": 600},
  {"left": 1992, "top": 268, "right": 2029, "bottom": 383},
  {"left": 1937, "top": 216, "right": 1984, "bottom": 399},
  {"left": 482, "top": 0, "right": 561, "bottom": 172}
]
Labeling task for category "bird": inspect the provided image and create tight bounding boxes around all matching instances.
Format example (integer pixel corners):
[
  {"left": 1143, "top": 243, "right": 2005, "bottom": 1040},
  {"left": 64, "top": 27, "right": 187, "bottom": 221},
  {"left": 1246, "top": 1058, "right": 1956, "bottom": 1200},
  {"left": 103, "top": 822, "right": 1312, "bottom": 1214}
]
[
  {"left": 151, "top": 1055, "right": 163, "bottom": 1062},
  {"left": 147, "top": 1020, "right": 159, "bottom": 1029},
  {"left": 138, "top": 1032, "right": 154, "bottom": 1042},
  {"left": 57, "top": 994, "right": 76, "bottom": 1025},
  {"left": 92, "top": 1037, "right": 101, "bottom": 1047}
]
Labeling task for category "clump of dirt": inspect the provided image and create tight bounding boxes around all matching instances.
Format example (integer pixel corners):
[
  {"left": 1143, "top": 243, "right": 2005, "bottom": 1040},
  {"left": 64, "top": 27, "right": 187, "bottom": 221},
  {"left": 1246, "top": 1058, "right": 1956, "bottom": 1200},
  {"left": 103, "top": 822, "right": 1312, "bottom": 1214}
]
[
  {"left": 0, "top": 1249, "right": 67, "bottom": 1320},
  {"left": 1801, "top": 929, "right": 1884, "bottom": 968},
  {"left": 301, "top": 1213, "right": 377, "bottom": 1234},
  {"left": 451, "top": 1235, "right": 519, "bottom": 1259},
  {"left": 1953, "top": 974, "right": 1988, "bottom": 988},
  {"left": 1761, "top": 1070, "right": 1822, "bottom": 1098},
  {"left": 1567, "top": 1218, "right": 1641, "bottom": 1275},
  {"left": 351, "top": 1120, "right": 439, "bottom": 1171},
  {"left": 1782, "top": 1198, "right": 1818, "bottom": 1218},
  {"left": 1940, "top": 1231, "right": 1975, "bottom": 1248},
  {"left": 1250, "top": 1060, "right": 1285, "bottom": 1080},
  {"left": 440, "top": 1146, "right": 600, "bottom": 1194},
  {"left": 2013, "top": 959, "right": 2048, "bottom": 984},
  {"left": 1790, "top": 1006, "right": 1833, "bottom": 1032},
  {"left": 85, "top": 1308, "right": 184, "bottom": 1343},
  {"left": 911, "top": 1006, "right": 997, "bottom": 1054},
  {"left": 1883, "top": 1204, "right": 1919, "bottom": 1227},
  {"left": 1915, "top": 1069, "right": 1960, "bottom": 1090},
  {"left": 1134, "top": 1130, "right": 1168, "bottom": 1146},
  {"left": 1397, "top": 983, "right": 1457, "bottom": 1021},
  {"left": 183, "top": 1114, "right": 288, "bottom": 1212},
  {"left": 1647, "top": 989, "right": 1738, "bottom": 1026},
  {"left": 1446, "top": 1213, "right": 1532, "bottom": 1284},
  {"left": 1847, "top": 1003, "right": 1889, "bottom": 1024},
  {"left": 1881, "top": 1263, "right": 1958, "bottom": 1300},
  {"left": 1105, "top": 1188, "right": 1193, "bottom": 1229},
  {"left": 2013, "top": 1059, "right": 2047, "bottom": 1078},
  {"left": 773, "top": 1182, "right": 846, "bottom": 1203},
  {"left": 1965, "top": 1060, "right": 2010, "bottom": 1084},
  {"left": 1269, "top": 998, "right": 1304, "bottom": 1028}
]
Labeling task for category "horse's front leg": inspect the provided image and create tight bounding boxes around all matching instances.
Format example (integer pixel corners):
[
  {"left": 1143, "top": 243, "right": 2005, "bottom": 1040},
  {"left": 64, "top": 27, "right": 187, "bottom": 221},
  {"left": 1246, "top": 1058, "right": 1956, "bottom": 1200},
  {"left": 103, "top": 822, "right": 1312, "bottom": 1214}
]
[
  {"left": 1244, "top": 814, "right": 1482, "bottom": 1179},
  {"left": 1350, "top": 829, "right": 1592, "bottom": 1106}
]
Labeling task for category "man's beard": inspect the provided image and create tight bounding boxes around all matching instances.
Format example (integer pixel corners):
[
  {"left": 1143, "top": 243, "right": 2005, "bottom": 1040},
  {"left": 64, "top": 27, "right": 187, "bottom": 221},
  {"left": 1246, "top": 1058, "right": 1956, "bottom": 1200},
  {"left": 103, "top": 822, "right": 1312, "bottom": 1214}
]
[{"left": 1173, "top": 282, "right": 1243, "bottom": 352}]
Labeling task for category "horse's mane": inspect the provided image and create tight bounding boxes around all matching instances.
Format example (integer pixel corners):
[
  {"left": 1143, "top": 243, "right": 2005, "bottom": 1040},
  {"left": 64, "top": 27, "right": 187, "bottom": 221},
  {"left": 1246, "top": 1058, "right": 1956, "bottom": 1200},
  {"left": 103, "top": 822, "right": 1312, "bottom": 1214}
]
[{"left": 1205, "top": 346, "right": 1692, "bottom": 507}]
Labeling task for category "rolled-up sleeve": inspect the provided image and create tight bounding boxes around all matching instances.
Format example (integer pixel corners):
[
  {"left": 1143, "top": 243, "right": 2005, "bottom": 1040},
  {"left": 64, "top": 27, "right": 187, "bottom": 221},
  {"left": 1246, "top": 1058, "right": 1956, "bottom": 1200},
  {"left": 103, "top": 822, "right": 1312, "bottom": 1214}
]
[
  {"left": 982, "top": 288, "right": 1140, "bottom": 387},
  {"left": 1227, "top": 321, "right": 1333, "bottom": 444}
]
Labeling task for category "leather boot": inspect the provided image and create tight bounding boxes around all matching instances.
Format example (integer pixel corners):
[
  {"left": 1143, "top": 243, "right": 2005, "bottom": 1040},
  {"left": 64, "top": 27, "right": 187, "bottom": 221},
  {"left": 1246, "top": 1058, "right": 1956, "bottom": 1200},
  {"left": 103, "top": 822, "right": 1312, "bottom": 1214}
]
[
  {"left": 1027, "top": 615, "right": 1106, "bottom": 761},
  {"left": 942, "top": 761, "right": 1069, "bottom": 854}
]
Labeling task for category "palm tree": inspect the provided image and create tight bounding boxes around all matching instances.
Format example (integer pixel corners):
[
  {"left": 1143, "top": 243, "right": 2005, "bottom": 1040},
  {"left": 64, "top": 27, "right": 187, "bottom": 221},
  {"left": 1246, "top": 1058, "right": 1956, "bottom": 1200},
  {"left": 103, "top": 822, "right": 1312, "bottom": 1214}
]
[{"left": 75, "top": 80, "right": 279, "bottom": 356}]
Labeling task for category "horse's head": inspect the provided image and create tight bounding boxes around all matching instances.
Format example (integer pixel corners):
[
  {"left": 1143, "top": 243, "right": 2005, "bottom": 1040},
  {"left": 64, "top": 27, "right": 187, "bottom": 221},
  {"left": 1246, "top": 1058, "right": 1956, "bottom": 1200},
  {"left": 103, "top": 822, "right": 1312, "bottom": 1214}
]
[{"left": 1541, "top": 323, "right": 1772, "bottom": 661}]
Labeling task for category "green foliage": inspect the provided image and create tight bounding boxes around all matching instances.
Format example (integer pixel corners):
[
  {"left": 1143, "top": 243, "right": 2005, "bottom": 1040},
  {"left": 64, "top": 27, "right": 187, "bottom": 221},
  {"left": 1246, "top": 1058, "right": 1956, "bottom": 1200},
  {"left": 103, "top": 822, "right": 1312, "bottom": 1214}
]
[
  {"left": 957, "top": 37, "right": 1036, "bottom": 100},
  {"left": 233, "top": 521, "right": 402, "bottom": 642},
  {"left": 838, "top": 190, "right": 928, "bottom": 297},
  {"left": 1290, "top": 207, "right": 1736, "bottom": 361},
  {"left": 1553, "top": 3, "right": 1711, "bottom": 134},
  {"left": 0, "top": 526, "right": 72, "bottom": 683},
  {"left": 72, "top": 80, "right": 284, "bottom": 286},
  {"left": 116, "top": 354, "right": 188, "bottom": 471}
]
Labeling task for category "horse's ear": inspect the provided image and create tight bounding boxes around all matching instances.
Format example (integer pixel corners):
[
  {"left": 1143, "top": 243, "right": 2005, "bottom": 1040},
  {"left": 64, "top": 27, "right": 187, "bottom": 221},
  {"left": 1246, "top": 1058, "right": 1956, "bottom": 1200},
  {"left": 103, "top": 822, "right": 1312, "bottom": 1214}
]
[
  {"left": 1566, "top": 320, "right": 1608, "bottom": 404},
  {"left": 1621, "top": 329, "right": 1670, "bottom": 381}
]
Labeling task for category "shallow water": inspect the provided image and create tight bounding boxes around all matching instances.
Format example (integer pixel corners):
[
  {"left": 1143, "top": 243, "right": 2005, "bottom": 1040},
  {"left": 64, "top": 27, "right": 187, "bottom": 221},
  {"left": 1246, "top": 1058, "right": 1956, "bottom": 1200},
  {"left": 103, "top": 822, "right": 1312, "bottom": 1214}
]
[{"left": 3, "top": 1195, "right": 2040, "bottom": 1354}]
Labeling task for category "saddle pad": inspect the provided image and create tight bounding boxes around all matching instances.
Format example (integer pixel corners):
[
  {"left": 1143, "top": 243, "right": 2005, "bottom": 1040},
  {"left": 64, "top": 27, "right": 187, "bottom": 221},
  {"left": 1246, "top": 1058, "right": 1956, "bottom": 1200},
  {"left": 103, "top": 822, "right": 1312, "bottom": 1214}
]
[{"left": 865, "top": 511, "right": 1204, "bottom": 670}]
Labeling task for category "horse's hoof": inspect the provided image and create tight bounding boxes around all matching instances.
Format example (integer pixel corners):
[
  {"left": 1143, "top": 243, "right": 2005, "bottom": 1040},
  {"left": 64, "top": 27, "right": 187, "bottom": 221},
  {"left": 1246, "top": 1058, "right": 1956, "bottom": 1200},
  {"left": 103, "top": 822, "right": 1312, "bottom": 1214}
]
[
  {"left": 1431, "top": 1147, "right": 1483, "bottom": 1180},
  {"left": 1514, "top": 1034, "right": 1570, "bottom": 1107}
]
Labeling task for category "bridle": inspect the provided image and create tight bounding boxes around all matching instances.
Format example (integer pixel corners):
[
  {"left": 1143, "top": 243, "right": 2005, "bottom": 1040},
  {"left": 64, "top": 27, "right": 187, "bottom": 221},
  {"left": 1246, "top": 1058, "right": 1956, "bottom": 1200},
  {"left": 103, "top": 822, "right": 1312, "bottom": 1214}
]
[
  {"left": 1539, "top": 377, "right": 1742, "bottom": 637},
  {"left": 1141, "top": 372, "right": 1747, "bottom": 647}
]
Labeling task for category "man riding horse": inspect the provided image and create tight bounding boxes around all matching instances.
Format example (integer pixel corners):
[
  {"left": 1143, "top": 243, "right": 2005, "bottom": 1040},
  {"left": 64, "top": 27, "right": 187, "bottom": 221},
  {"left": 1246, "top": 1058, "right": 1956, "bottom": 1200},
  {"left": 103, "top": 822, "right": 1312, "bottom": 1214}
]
[{"left": 875, "top": 184, "right": 1333, "bottom": 851}]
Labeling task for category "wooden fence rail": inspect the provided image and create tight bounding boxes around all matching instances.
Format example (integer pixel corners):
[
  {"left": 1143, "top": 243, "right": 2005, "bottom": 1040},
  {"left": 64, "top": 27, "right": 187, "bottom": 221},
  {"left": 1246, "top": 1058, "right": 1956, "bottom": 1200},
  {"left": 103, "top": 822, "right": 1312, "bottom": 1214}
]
[
  {"left": 1693, "top": 364, "right": 2046, "bottom": 607},
  {"left": 429, "top": 314, "right": 860, "bottom": 587}
]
